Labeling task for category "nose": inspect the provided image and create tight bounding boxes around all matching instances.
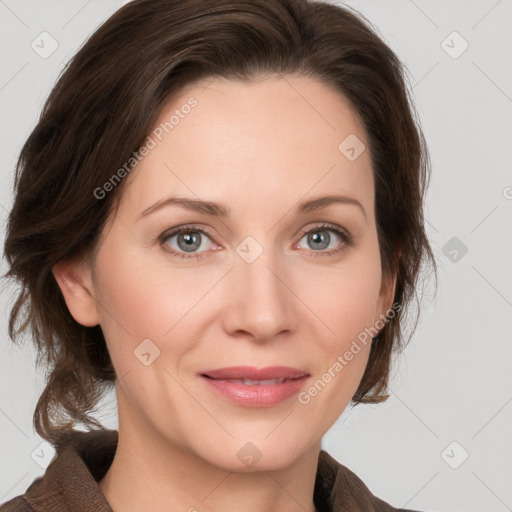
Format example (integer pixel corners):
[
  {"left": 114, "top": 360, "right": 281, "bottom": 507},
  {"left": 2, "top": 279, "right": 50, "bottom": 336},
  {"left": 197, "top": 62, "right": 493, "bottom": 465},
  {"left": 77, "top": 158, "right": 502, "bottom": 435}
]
[{"left": 221, "top": 244, "right": 294, "bottom": 343}]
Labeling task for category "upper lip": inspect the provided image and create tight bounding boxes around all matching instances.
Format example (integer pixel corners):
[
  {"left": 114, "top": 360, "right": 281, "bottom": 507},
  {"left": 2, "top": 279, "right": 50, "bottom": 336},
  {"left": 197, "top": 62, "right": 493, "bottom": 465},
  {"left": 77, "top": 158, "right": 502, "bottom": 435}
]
[{"left": 200, "top": 366, "right": 309, "bottom": 380}]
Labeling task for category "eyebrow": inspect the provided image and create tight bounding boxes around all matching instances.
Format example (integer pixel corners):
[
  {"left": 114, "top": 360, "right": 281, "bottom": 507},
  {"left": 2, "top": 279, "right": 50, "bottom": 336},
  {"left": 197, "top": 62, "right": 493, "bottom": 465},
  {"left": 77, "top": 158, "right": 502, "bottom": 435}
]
[{"left": 137, "top": 193, "right": 367, "bottom": 222}]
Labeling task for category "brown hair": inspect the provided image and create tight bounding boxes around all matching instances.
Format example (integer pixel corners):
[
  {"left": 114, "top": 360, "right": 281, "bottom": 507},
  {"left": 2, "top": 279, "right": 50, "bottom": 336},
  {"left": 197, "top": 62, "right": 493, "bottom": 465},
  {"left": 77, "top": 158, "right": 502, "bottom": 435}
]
[{"left": 3, "top": 0, "right": 437, "bottom": 447}]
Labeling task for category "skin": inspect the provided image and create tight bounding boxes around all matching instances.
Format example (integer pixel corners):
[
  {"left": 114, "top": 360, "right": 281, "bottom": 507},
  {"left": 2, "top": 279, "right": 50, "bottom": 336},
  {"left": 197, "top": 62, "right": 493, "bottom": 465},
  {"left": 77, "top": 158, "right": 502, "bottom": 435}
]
[{"left": 53, "top": 74, "right": 396, "bottom": 512}]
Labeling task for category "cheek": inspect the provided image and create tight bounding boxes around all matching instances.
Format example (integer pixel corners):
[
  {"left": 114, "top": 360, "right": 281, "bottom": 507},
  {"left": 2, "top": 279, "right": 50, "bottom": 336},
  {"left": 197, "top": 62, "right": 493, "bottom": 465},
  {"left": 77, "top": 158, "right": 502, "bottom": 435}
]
[
  {"left": 92, "top": 237, "right": 223, "bottom": 360},
  {"left": 298, "top": 258, "right": 382, "bottom": 349},
  {"left": 94, "top": 224, "right": 382, "bottom": 374}
]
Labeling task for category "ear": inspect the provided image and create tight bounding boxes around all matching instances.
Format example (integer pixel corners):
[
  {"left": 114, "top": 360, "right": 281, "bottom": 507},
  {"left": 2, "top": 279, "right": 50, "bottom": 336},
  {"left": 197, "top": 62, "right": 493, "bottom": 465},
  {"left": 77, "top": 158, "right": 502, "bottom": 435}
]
[
  {"left": 375, "top": 251, "right": 400, "bottom": 325},
  {"left": 52, "top": 255, "right": 100, "bottom": 327},
  {"left": 377, "top": 271, "right": 397, "bottom": 320}
]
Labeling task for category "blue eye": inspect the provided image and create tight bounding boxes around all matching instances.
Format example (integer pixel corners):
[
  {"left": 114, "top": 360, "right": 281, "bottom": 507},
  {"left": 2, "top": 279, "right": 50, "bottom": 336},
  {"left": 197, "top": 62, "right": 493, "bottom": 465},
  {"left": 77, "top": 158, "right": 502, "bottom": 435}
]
[
  {"left": 161, "top": 226, "right": 216, "bottom": 260},
  {"left": 159, "top": 223, "right": 354, "bottom": 260},
  {"left": 295, "top": 223, "right": 354, "bottom": 258}
]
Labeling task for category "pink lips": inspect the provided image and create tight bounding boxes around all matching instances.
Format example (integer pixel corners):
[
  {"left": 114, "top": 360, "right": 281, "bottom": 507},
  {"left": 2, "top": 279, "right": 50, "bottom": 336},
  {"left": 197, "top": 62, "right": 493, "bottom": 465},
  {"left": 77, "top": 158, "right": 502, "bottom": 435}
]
[
  {"left": 201, "top": 365, "right": 309, "bottom": 380},
  {"left": 199, "top": 366, "right": 310, "bottom": 407}
]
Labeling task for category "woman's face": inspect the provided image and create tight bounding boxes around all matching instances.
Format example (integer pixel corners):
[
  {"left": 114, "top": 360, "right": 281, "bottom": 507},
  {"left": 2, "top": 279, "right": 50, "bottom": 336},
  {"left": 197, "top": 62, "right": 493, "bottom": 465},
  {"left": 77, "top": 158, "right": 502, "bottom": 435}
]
[{"left": 66, "top": 75, "right": 395, "bottom": 470}]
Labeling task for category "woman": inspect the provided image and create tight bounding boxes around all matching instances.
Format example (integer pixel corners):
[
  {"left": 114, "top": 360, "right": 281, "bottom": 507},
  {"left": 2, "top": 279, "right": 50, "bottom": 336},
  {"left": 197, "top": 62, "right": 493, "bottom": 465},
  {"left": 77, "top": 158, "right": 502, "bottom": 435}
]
[{"left": 1, "top": 0, "right": 437, "bottom": 510}]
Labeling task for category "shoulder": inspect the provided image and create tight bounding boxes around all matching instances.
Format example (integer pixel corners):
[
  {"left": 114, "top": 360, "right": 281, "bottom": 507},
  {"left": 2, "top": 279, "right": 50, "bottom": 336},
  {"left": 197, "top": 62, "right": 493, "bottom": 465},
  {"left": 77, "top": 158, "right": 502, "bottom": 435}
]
[
  {"left": 0, "top": 496, "right": 34, "bottom": 512},
  {"left": 0, "top": 429, "right": 117, "bottom": 512},
  {"left": 315, "top": 449, "right": 421, "bottom": 511}
]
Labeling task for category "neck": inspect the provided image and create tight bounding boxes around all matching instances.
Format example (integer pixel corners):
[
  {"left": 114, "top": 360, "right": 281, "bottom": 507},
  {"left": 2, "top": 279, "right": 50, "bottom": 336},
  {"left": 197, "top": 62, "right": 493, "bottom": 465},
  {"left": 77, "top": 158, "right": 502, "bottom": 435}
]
[{"left": 98, "top": 389, "right": 320, "bottom": 512}]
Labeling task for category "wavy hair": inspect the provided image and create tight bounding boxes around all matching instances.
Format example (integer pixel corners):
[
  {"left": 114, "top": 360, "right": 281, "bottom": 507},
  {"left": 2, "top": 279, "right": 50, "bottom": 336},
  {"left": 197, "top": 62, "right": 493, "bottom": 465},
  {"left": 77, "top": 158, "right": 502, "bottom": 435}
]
[{"left": 3, "top": 0, "right": 438, "bottom": 447}]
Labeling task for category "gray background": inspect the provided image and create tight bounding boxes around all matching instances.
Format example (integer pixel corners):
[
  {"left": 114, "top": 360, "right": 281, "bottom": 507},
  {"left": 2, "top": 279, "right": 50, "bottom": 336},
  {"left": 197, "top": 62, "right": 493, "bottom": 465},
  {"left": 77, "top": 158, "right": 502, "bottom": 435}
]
[{"left": 1, "top": 1, "right": 511, "bottom": 511}]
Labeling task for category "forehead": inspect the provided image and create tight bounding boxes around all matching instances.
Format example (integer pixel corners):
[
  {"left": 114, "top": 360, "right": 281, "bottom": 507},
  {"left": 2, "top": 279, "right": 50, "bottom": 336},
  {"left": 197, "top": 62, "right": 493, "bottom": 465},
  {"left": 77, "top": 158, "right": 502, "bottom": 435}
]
[{"left": 119, "top": 74, "right": 374, "bottom": 220}]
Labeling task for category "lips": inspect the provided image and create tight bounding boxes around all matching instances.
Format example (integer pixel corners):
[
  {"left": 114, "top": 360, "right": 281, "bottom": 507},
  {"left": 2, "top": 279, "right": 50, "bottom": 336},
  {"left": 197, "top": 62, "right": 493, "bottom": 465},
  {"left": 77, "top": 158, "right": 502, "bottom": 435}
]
[
  {"left": 200, "top": 365, "right": 309, "bottom": 381},
  {"left": 199, "top": 366, "right": 310, "bottom": 407}
]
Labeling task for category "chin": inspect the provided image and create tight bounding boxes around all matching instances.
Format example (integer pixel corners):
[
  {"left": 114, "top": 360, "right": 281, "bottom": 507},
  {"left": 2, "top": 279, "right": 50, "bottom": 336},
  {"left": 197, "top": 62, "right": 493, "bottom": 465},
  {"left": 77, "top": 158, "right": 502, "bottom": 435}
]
[{"left": 197, "top": 438, "right": 311, "bottom": 473}]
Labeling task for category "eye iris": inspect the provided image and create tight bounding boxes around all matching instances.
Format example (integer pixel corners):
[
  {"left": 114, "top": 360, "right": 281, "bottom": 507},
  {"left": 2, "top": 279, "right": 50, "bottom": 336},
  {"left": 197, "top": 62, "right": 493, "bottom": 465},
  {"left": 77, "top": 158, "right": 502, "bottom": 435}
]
[
  {"left": 171, "top": 228, "right": 338, "bottom": 255},
  {"left": 178, "top": 231, "right": 201, "bottom": 252},
  {"left": 308, "top": 230, "right": 330, "bottom": 250}
]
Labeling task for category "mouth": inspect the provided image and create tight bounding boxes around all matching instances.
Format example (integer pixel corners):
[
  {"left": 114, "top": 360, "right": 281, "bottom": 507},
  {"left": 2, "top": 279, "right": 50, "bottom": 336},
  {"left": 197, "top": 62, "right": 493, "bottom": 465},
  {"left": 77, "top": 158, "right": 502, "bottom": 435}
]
[
  {"left": 198, "top": 366, "right": 310, "bottom": 407},
  {"left": 199, "top": 365, "right": 309, "bottom": 381},
  {"left": 201, "top": 375, "right": 303, "bottom": 385}
]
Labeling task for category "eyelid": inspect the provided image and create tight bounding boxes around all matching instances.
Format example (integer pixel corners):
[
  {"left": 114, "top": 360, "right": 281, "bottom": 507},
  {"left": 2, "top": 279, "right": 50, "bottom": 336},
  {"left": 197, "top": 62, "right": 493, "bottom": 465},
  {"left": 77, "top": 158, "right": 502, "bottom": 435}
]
[
  {"left": 158, "top": 222, "right": 354, "bottom": 259},
  {"left": 158, "top": 224, "right": 218, "bottom": 258},
  {"left": 295, "top": 222, "right": 351, "bottom": 243},
  {"left": 293, "top": 222, "right": 355, "bottom": 256}
]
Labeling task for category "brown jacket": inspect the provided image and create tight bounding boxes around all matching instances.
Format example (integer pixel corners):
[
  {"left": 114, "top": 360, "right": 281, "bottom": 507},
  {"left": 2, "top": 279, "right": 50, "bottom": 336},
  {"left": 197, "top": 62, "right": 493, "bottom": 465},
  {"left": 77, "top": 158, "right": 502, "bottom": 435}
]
[{"left": 0, "top": 429, "right": 419, "bottom": 511}]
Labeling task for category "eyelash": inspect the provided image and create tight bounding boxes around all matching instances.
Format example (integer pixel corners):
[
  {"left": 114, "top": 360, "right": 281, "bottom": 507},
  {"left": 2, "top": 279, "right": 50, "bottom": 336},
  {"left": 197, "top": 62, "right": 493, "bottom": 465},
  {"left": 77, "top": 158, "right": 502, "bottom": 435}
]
[{"left": 158, "top": 223, "right": 354, "bottom": 260}]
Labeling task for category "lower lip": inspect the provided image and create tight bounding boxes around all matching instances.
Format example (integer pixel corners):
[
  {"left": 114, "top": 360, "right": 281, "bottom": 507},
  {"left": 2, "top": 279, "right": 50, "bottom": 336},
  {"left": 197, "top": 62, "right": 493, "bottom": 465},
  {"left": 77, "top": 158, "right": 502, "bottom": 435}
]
[{"left": 200, "top": 375, "right": 309, "bottom": 407}]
